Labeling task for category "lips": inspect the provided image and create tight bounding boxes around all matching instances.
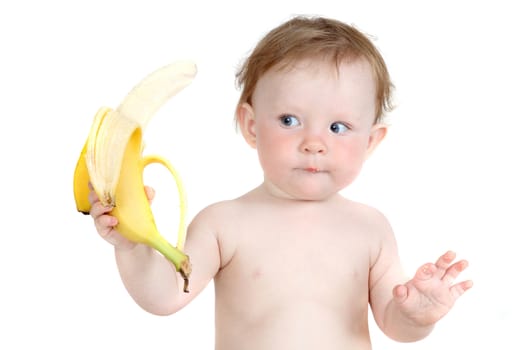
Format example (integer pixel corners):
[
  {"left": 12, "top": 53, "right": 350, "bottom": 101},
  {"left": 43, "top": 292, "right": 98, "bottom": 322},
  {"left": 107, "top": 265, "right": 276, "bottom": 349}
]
[{"left": 293, "top": 165, "right": 325, "bottom": 174}]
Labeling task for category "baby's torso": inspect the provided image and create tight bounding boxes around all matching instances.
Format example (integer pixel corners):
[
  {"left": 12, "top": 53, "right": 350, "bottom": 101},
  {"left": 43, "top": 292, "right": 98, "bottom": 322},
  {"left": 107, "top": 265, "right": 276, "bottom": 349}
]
[{"left": 209, "top": 192, "right": 382, "bottom": 350}]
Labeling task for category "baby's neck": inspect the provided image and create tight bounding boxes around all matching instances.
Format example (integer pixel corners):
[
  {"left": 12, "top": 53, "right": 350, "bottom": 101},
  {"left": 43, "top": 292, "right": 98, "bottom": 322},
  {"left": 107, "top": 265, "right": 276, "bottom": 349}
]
[{"left": 248, "top": 183, "right": 345, "bottom": 206}]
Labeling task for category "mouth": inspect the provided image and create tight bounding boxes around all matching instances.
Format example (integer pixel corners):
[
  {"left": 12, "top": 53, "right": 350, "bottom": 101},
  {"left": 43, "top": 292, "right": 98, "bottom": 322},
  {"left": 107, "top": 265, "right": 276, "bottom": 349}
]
[{"left": 304, "top": 167, "right": 321, "bottom": 173}]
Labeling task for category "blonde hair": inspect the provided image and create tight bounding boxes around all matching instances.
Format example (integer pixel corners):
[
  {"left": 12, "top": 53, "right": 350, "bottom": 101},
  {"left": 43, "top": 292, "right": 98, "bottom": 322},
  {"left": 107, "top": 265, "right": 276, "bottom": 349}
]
[{"left": 235, "top": 16, "right": 394, "bottom": 124}]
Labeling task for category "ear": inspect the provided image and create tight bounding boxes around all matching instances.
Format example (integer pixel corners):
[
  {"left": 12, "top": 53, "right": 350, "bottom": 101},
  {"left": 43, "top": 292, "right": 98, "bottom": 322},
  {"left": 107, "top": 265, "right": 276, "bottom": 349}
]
[
  {"left": 237, "top": 102, "right": 257, "bottom": 148},
  {"left": 365, "top": 123, "right": 388, "bottom": 158}
]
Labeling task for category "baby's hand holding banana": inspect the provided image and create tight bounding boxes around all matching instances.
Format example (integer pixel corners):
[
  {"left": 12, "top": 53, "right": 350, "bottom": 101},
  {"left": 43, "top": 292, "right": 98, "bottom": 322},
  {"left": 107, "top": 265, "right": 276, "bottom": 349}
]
[{"left": 73, "top": 61, "right": 197, "bottom": 292}]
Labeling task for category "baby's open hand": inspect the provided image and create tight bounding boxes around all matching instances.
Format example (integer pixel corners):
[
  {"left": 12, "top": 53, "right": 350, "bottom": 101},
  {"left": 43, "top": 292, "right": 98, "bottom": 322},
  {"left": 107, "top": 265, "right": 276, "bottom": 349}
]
[{"left": 393, "top": 251, "right": 473, "bottom": 326}]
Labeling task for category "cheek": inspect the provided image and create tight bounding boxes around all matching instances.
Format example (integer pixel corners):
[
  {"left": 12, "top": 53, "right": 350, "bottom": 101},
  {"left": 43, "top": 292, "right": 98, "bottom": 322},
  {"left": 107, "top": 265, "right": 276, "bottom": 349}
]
[
  {"left": 255, "top": 127, "right": 294, "bottom": 169},
  {"left": 256, "top": 122, "right": 296, "bottom": 153},
  {"left": 333, "top": 138, "right": 369, "bottom": 167},
  {"left": 258, "top": 132, "right": 287, "bottom": 151}
]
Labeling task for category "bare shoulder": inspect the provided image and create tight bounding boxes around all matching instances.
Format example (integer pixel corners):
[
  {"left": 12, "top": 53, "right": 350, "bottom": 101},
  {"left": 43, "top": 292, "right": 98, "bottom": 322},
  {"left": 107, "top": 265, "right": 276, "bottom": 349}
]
[
  {"left": 189, "top": 197, "right": 247, "bottom": 227},
  {"left": 187, "top": 196, "right": 249, "bottom": 268},
  {"left": 338, "top": 197, "right": 398, "bottom": 264},
  {"left": 189, "top": 187, "right": 263, "bottom": 225}
]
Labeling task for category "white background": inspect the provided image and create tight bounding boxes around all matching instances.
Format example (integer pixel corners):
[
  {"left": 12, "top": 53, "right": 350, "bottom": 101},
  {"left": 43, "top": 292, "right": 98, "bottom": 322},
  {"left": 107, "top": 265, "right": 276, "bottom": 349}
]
[{"left": 1, "top": 0, "right": 523, "bottom": 348}]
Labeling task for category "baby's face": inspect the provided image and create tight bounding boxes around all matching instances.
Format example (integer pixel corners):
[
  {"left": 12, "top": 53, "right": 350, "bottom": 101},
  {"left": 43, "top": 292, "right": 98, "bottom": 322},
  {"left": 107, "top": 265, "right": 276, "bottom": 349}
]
[{"left": 247, "top": 58, "right": 383, "bottom": 200}]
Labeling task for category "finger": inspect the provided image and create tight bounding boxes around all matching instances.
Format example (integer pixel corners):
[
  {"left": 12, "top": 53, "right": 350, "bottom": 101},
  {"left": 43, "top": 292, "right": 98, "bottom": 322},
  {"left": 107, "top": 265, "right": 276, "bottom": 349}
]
[
  {"left": 392, "top": 284, "right": 408, "bottom": 304},
  {"left": 442, "top": 259, "right": 469, "bottom": 285},
  {"left": 414, "top": 262, "right": 436, "bottom": 281},
  {"left": 450, "top": 280, "right": 474, "bottom": 299},
  {"left": 94, "top": 214, "right": 118, "bottom": 238},
  {"left": 435, "top": 250, "right": 456, "bottom": 269},
  {"left": 90, "top": 201, "right": 114, "bottom": 219},
  {"left": 144, "top": 186, "right": 155, "bottom": 203},
  {"left": 434, "top": 251, "right": 456, "bottom": 277}
]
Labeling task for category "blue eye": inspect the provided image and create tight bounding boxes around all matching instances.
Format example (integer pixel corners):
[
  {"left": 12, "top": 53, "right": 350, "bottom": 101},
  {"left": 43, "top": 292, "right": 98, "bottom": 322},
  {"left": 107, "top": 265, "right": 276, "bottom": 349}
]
[
  {"left": 279, "top": 115, "right": 300, "bottom": 127},
  {"left": 330, "top": 122, "right": 350, "bottom": 134}
]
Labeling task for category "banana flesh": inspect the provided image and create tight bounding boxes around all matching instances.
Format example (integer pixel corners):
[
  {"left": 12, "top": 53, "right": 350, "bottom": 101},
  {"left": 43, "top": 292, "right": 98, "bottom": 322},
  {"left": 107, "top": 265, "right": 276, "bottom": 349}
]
[
  {"left": 116, "top": 60, "right": 197, "bottom": 128},
  {"left": 73, "top": 61, "right": 197, "bottom": 292}
]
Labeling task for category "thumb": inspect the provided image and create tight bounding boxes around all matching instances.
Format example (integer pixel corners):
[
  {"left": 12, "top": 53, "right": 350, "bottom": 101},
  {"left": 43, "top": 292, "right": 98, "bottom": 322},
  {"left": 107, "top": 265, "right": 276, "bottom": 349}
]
[
  {"left": 144, "top": 186, "right": 156, "bottom": 203},
  {"left": 393, "top": 284, "right": 408, "bottom": 304}
]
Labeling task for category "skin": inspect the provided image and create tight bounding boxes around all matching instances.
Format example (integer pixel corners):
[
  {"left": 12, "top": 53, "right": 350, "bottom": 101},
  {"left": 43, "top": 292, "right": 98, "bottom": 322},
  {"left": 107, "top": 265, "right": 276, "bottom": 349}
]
[{"left": 90, "top": 58, "right": 472, "bottom": 349}]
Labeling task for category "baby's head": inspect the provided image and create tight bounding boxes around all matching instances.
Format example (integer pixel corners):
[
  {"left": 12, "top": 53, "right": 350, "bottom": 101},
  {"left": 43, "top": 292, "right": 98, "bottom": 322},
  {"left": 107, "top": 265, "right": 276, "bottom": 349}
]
[{"left": 235, "top": 16, "right": 394, "bottom": 125}]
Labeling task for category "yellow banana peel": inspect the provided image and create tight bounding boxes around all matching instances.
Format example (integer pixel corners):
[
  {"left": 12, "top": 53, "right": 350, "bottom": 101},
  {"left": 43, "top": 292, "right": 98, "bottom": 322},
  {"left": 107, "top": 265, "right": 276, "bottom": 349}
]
[{"left": 73, "top": 61, "right": 197, "bottom": 292}]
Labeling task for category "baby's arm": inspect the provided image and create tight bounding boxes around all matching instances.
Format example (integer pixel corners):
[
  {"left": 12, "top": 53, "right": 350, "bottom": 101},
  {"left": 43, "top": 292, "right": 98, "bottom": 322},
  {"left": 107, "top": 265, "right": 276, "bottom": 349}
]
[
  {"left": 89, "top": 186, "right": 221, "bottom": 315},
  {"left": 368, "top": 213, "right": 472, "bottom": 342}
]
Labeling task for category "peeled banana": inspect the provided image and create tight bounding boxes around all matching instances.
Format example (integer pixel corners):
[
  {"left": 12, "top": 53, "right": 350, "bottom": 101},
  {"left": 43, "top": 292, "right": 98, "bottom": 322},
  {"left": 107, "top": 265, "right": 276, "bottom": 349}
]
[{"left": 73, "top": 61, "right": 197, "bottom": 292}]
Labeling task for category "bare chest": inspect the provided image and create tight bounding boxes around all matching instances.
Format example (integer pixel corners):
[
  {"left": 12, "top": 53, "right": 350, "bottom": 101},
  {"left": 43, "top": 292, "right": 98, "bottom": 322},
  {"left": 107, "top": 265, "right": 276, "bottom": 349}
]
[{"left": 215, "top": 207, "right": 374, "bottom": 312}]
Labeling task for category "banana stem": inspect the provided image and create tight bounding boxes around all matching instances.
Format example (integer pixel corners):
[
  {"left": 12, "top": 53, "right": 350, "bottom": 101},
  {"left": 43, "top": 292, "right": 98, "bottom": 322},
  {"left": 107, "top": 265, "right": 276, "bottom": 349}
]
[{"left": 152, "top": 238, "right": 192, "bottom": 293}]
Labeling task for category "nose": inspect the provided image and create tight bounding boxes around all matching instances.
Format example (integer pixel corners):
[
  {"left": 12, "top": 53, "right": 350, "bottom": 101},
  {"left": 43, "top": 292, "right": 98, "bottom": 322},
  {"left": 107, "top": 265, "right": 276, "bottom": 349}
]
[{"left": 301, "top": 138, "right": 327, "bottom": 154}]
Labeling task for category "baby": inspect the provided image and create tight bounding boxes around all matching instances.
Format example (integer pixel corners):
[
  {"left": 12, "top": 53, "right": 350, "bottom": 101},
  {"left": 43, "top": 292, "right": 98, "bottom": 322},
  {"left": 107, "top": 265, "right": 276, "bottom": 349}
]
[{"left": 89, "top": 15, "right": 472, "bottom": 350}]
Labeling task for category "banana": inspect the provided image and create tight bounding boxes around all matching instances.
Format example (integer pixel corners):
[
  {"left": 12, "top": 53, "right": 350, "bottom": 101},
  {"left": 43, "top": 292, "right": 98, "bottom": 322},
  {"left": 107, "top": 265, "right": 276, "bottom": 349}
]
[
  {"left": 73, "top": 107, "right": 112, "bottom": 214},
  {"left": 73, "top": 142, "right": 91, "bottom": 215},
  {"left": 73, "top": 61, "right": 197, "bottom": 292},
  {"left": 117, "top": 60, "right": 197, "bottom": 128}
]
